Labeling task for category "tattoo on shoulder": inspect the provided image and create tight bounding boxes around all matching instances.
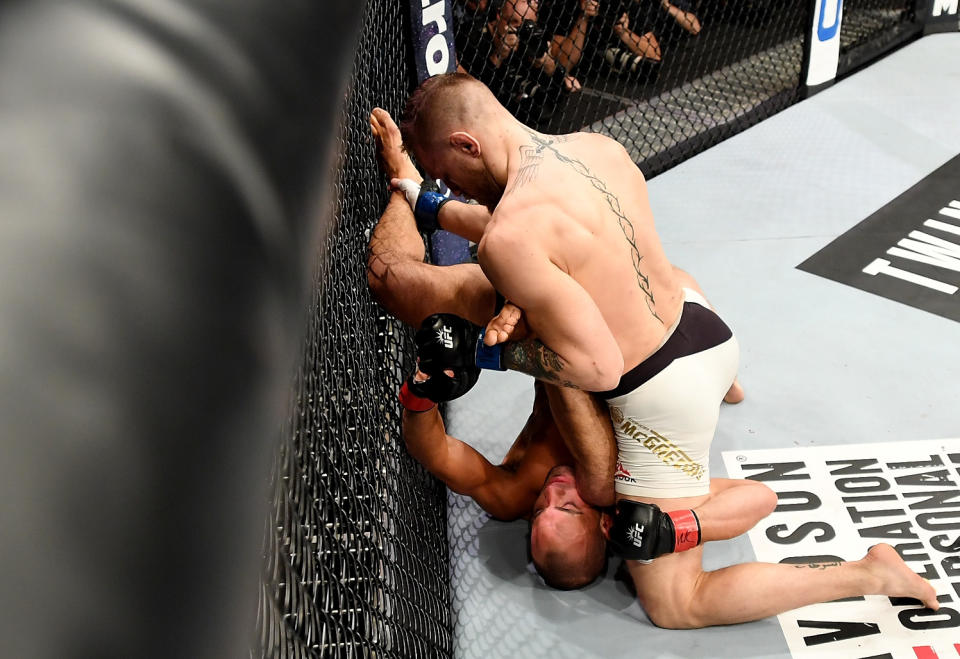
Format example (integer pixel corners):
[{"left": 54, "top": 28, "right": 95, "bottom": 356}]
[
  {"left": 504, "top": 132, "right": 580, "bottom": 197},
  {"left": 514, "top": 129, "right": 661, "bottom": 322},
  {"left": 503, "top": 338, "right": 579, "bottom": 389},
  {"left": 506, "top": 144, "right": 543, "bottom": 195}
]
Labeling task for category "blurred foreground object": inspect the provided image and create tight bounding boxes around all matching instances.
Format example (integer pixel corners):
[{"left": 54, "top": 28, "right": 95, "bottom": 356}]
[{"left": 0, "top": 0, "right": 363, "bottom": 656}]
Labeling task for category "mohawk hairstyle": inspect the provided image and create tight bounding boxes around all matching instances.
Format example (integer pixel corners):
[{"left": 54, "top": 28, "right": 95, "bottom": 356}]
[{"left": 399, "top": 72, "right": 479, "bottom": 151}]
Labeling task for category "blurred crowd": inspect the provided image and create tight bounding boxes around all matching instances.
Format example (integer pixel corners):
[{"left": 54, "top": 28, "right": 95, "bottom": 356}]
[{"left": 453, "top": 0, "right": 702, "bottom": 127}]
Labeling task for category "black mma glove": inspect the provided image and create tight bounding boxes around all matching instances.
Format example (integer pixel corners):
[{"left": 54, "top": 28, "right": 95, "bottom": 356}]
[
  {"left": 411, "top": 313, "right": 507, "bottom": 403},
  {"left": 608, "top": 500, "right": 701, "bottom": 563},
  {"left": 394, "top": 178, "right": 449, "bottom": 233},
  {"left": 411, "top": 313, "right": 481, "bottom": 402},
  {"left": 398, "top": 377, "right": 437, "bottom": 412}
]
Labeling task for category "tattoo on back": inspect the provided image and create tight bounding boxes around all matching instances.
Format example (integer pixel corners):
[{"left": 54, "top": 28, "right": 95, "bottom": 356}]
[{"left": 510, "top": 129, "right": 661, "bottom": 322}]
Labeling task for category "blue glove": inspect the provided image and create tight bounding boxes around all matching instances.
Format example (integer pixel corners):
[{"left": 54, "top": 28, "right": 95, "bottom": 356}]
[{"left": 394, "top": 178, "right": 449, "bottom": 233}]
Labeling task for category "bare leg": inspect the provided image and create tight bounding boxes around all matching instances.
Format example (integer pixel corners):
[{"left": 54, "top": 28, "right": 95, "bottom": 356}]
[
  {"left": 484, "top": 301, "right": 529, "bottom": 345},
  {"left": 629, "top": 544, "right": 939, "bottom": 629},
  {"left": 696, "top": 478, "right": 777, "bottom": 542},
  {"left": 373, "top": 107, "right": 493, "bottom": 243},
  {"left": 366, "top": 110, "right": 496, "bottom": 326},
  {"left": 722, "top": 380, "right": 745, "bottom": 404},
  {"left": 370, "top": 107, "right": 421, "bottom": 182},
  {"left": 367, "top": 197, "right": 496, "bottom": 327},
  {"left": 671, "top": 265, "right": 744, "bottom": 404},
  {"left": 625, "top": 493, "right": 940, "bottom": 629}
]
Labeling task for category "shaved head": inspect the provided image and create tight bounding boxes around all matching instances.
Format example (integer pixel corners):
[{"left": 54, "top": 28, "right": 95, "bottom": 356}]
[
  {"left": 399, "top": 72, "right": 496, "bottom": 151},
  {"left": 530, "top": 517, "right": 607, "bottom": 590},
  {"left": 398, "top": 72, "right": 513, "bottom": 207},
  {"left": 528, "top": 466, "right": 608, "bottom": 590}
]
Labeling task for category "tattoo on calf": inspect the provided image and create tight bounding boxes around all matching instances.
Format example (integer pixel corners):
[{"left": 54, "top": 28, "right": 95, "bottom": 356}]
[
  {"left": 514, "top": 129, "right": 661, "bottom": 322},
  {"left": 503, "top": 338, "right": 579, "bottom": 389}
]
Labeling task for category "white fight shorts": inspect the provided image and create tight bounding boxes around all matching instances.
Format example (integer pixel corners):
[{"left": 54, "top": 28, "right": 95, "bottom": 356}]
[{"left": 600, "top": 288, "right": 739, "bottom": 498}]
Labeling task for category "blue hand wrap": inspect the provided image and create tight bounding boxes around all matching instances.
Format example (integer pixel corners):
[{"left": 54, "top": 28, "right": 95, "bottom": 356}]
[
  {"left": 475, "top": 330, "right": 506, "bottom": 371},
  {"left": 414, "top": 189, "right": 448, "bottom": 231}
]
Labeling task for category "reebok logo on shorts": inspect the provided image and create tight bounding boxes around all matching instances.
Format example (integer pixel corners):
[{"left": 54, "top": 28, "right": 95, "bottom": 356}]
[{"left": 616, "top": 461, "right": 638, "bottom": 484}]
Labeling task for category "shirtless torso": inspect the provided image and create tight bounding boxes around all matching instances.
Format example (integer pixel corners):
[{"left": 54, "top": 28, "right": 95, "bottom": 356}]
[
  {"left": 479, "top": 130, "right": 682, "bottom": 390},
  {"left": 374, "top": 97, "right": 941, "bottom": 615}
]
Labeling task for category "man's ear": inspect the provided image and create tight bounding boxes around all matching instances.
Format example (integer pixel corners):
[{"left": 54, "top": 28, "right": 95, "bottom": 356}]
[
  {"left": 450, "top": 131, "right": 481, "bottom": 156},
  {"left": 600, "top": 511, "right": 613, "bottom": 540}
]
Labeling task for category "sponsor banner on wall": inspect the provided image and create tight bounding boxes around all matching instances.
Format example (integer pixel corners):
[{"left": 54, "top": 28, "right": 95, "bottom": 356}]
[
  {"left": 408, "top": 0, "right": 456, "bottom": 82},
  {"left": 798, "top": 154, "right": 960, "bottom": 323},
  {"left": 406, "top": 1, "right": 470, "bottom": 266},
  {"left": 807, "top": 0, "right": 844, "bottom": 87},
  {"left": 722, "top": 439, "right": 960, "bottom": 659},
  {"left": 923, "top": 0, "right": 960, "bottom": 34}
]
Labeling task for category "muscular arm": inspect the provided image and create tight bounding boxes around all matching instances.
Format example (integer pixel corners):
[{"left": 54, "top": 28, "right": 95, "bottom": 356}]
[
  {"left": 437, "top": 200, "right": 491, "bottom": 243},
  {"left": 479, "top": 227, "right": 623, "bottom": 391},
  {"left": 549, "top": 4, "right": 593, "bottom": 72},
  {"left": 366, "top": 191, "right": 495, "bottom": 326},
  {"left": 402, "top": 407, "right": 531, "bottom": 520},
  {"left": 544, "top": 386, "right": 615, "bottom": 506}
]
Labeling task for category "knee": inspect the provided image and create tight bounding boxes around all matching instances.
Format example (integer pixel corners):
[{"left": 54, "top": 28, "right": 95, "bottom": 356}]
[
  {"left": 640, "top": 575, "right": 710, "bottom": 630},
  {"left": 643, "top": 597, "right": 702, "bottom": 630}
]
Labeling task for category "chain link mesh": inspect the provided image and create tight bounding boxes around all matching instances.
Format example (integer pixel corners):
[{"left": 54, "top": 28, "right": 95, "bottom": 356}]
[
  {"left": 251, "top": 1, "right": 927, "bottom": 656},
  {"left": 838, "top": 0, "right": 920, "bottom": 76},
  {"left": 254, "top": 1, "right": 452, "bottom": 657},
  {"left": 454, "top": 0, "right": 807, "bottom": 177}
]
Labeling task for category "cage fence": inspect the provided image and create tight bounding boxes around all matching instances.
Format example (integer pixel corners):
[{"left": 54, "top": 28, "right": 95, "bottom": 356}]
[
  {"left": 253, "top": 0, "right": 452, "bottom": 657},
  {"left": 454, "top": 0, "right": 808, "bottom": 177},
  {"left": 254, "top": 0, "right": 928, "bottom": 657},
  {"left": 838, "top": 0, "right": 922, "bottom": 76}
]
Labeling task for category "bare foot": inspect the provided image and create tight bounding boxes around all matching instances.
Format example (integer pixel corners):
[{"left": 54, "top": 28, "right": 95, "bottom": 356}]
[
  {"left": 864, "top": 544, "right": 939, "bottom": 610},
  {"left": 370, "top": 107, "right": 422, "bottom": 182},
  {"left": 484, "top": 302, "right": 530, "bottom": 345},
  {"left": 723, "top": 379, "right": 744, "bottom": 404}
]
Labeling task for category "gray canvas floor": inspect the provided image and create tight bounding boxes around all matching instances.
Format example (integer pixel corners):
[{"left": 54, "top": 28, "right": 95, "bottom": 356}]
[{"left": 445, "top": 34, "right": 960, "bottom": 659}]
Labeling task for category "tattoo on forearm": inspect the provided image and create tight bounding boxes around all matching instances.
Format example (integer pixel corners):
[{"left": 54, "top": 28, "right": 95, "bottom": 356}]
[
  {"left": 503, "top": 338, "right": 579, "bottom": 388},
  {"left": 513, "top": 129, "right": 661, "bottom": 322}
]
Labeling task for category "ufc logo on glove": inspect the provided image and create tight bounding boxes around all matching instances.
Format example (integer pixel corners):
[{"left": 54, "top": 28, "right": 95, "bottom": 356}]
[{"left": 435, "top": 326, "right": 454, "bottom": 349}]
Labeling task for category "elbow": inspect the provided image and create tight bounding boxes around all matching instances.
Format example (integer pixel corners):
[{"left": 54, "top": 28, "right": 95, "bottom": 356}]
[
  {"left": 586, "top": 353, "right": 623, "bottom": 392},
  {"left": 582, "top": 478, "right": 615, "bottom": 508},
  {"left": 593, "top": 373, "right": 621, "bottom": 393}
]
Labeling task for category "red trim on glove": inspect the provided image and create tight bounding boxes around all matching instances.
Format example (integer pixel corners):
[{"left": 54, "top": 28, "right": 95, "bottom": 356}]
[
  {"left": 668, "top": 509, "right": 701, "bottom": 552},
  {"left": 398, "top": 381, "right": 437, "bottom": 412}
]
